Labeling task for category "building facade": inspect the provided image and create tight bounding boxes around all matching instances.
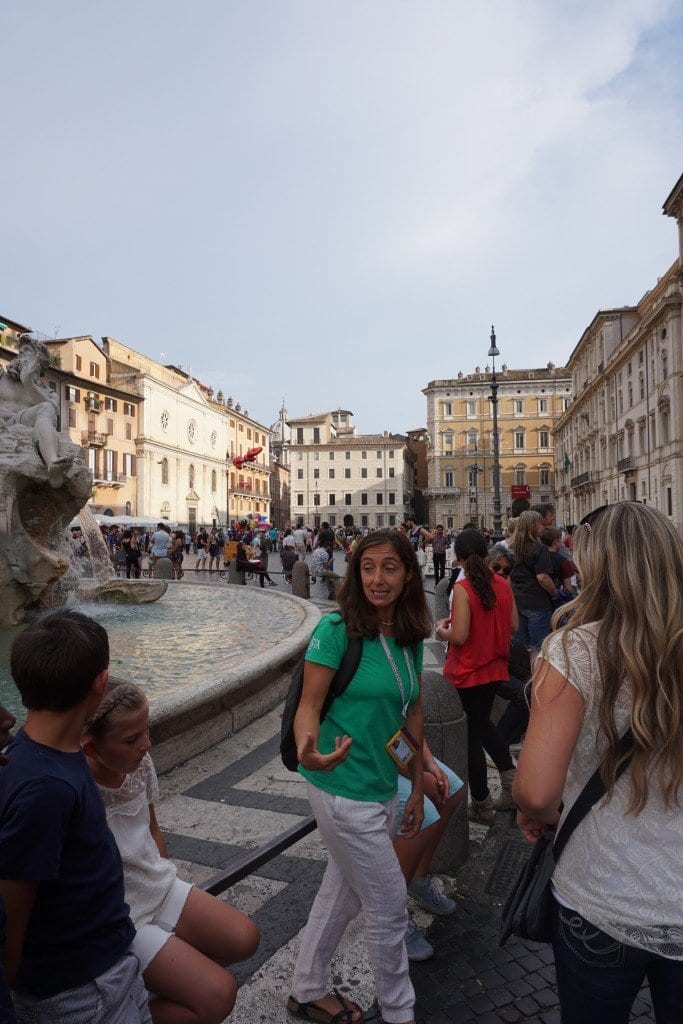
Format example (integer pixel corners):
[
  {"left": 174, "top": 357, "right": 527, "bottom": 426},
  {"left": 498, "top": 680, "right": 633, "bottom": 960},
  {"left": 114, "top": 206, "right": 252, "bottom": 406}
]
[
  {"left": 554, "top": 175, "right": 682, "bottom": 530},
  {"left": 423, "top": 365, "right": 572, "bottom": 530},
  {"left": 287, "top": 410, "right": 415, "bottom": 530},
  {"left": 102, "top": 337, "right": 272, "bottom": 530}
]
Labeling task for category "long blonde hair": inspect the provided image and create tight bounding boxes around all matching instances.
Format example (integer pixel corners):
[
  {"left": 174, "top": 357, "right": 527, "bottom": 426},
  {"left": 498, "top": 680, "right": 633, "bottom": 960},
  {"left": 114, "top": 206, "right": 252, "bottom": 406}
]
[
  {"left": 547, "top": 502, "right": 683, "bottom": 813},
  {"left": 510, "top": 510, "right": 541, "bottom": 563}
]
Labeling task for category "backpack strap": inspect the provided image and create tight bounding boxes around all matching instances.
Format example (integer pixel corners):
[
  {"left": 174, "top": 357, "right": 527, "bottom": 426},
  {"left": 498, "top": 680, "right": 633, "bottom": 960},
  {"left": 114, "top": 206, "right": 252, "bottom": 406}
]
[{"left": 325, "top": 634, "right": 363, "bottom": 708}]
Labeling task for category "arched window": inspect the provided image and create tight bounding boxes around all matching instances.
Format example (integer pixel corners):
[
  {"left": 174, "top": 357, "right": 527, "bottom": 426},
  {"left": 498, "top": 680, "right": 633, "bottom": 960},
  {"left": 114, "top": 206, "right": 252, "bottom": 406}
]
[
  {"left": 161, "top": 458, "right": 169, "bottom": 485},
  {"left": 211, "top": 469, "right": 217, "bottom": 492},
  {"left": 189, "top": 464, "right": 195, "bottom": 489}
]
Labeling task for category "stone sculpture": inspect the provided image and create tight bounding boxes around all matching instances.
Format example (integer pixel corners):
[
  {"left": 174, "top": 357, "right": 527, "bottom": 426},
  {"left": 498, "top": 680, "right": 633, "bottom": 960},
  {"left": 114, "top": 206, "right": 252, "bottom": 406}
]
[{"left": 0, "top": 335, "right": 166, "bottom": 626}]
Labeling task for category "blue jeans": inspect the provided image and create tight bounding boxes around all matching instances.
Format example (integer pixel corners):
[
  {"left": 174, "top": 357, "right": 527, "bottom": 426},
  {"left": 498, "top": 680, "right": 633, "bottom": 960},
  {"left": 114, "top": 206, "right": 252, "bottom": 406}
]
[
  {"left": 551, "top": 899, "right": 683, "bottom": 1023},
  {"left": 515, "top": 608, "right": 552, "bottom": 651}
]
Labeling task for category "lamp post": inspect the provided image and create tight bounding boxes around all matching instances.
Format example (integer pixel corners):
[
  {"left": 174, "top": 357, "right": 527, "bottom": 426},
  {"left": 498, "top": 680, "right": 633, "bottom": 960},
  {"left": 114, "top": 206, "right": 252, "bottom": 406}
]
[{"left": 488, "top": 325, "right": 503, "bottom": 541}]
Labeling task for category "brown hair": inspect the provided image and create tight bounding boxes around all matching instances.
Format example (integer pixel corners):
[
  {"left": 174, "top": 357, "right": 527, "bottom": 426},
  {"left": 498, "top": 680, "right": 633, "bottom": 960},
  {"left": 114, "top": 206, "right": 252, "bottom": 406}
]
[
  {"left": 337, "top": 529, "right": 432, "bottom": 647},
  {"left": 539, "top": 526, "right": 562, "bottom": 546},
  {"left": 83, "top": 676, "right": 147, "bottom": 742}
]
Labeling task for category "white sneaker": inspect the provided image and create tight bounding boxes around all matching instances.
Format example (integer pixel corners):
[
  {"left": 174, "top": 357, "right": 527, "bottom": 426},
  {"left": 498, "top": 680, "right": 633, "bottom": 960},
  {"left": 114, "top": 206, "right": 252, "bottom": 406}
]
[{"left": 405, "top": 915, "right": 434, "bottom": 961}]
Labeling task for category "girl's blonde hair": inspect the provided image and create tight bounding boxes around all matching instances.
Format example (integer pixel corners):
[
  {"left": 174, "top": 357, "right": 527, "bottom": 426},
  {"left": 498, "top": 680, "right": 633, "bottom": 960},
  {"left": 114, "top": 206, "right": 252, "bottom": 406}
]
[
  {"left": 510, "top": 510, "right": 542, "bottom": 563},
  {"left": 505, "top": 517, "right": 518, "bottom": 538},
  {"left": 83, "top": 676, "right": 148, "bottom": 741},
  {"left": 545, "top": 502, "right": 683, "bottom": 813}
]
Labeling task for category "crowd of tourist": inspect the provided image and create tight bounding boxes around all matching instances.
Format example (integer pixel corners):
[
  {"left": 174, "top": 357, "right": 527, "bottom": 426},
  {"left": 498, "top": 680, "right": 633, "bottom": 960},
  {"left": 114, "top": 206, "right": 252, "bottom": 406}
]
[{"left": 1, "top": 499, "right": 680, "bottom": 1023}]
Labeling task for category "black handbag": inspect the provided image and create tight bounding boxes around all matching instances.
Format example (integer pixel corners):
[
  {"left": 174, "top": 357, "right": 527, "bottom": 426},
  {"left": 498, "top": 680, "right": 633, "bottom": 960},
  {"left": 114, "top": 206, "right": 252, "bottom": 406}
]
[{"left": 499, "top": 728, "right": 633, "bottom": 946}]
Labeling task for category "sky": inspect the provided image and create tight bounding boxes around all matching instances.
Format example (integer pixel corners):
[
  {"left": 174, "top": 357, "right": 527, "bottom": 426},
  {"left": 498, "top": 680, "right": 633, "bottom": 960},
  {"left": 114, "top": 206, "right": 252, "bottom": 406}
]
[{"left": 2, "top": 0, "right": 682, "bottom": 434}]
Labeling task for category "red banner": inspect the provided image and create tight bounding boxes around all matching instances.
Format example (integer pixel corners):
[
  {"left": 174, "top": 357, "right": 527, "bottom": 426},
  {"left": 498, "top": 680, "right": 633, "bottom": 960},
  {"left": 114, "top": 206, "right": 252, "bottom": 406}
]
[{"left": 511, "top": 485, "right": 531, "bottom": 499}]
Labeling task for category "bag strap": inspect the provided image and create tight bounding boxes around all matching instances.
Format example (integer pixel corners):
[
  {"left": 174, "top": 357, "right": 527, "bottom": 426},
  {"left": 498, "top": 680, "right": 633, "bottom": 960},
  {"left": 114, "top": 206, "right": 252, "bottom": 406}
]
[
  {"left": 553, "top": 727, "right": 634, "bottom": 863},
  {"left": 328, "top": 634, "right": 363, "bottom": 702}
]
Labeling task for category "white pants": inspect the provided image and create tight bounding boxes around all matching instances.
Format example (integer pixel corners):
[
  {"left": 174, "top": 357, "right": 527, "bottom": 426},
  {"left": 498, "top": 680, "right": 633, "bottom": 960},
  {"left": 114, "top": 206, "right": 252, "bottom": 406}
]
[{"left": 292, "top": 784, "right": 414, "bottom": 1024}]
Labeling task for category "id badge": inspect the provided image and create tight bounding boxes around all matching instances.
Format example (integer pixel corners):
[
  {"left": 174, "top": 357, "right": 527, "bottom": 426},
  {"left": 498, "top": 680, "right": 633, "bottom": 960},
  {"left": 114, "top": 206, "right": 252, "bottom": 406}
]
[{"left": 386, "top": 726, "right": 418, "bottom": 768}]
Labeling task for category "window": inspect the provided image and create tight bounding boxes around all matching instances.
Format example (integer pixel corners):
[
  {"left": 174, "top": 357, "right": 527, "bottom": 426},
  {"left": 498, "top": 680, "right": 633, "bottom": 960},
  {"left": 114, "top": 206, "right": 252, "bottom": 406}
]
[
  {"left": 329, "top": 493, "right": 336, "bottom": 505},
  {"left": 107, "top": 418, "right": 114, "bottom": 435},
  {"left": 662, "top": 353, "right": 668, "bottom": 379},
  {"left": 389, "top": 450, "right": 394, "bottom": 458},
  {"left": 661, "top": 405, "right": 670, "bottom": 445},
  {"left": 105, "top": 397, "right": 118, "bottom": 412},
  {"left": 68, "top": 407, "right": 77, "bottom": 428},
  {"left": 514, "top": 430, "right": 525, "bottom": 449},
  {"left": 313, "top": 428, "right": 320, "bottom": 444},
  {"left": 362, "top": 451, "right": 367, "bottom": 459},
  {"left": 619, "top": 392, "right": 623, "bottom": 414},
  {"left": 667, "top": 486, "right": 672, "bottom": 516},
  {"left": 297, "top": 468, "right": 303, "bottom": 479},
  {"left": 329, "top": 451, "right": 335, "bottom": 460},
  {"left": 376, "top": 450, "right": 381, "bottom": 459},
  {"left": 443, "top": 433, "right": 454, "bottom": 453},
  {"left": 638, "top": 421, "right": 646, "bottom": 454},
  {"left": 247, "top": 429, "right": 252, "bottom": 440},
  {"left": 628, "top": 384, "right": 633, "bottom": 408},
  {"left": 123, "top": 453, "right": 134, "bottom": 477},
  {"left": 540, "top": 467, "right": 550, "bottom": 486},
  {"left": 627, "top": 361, "right": 632, "bottom": 376},
  {"left": 345, "top": 493, "right": 352, "bottom": 505},
  {"left": 329, "top": 469, "right": 335, "bottom": 479},
  {"left": 361, "top": 493, "right": 368, "bottom": 505},
  {"left": 640, "top": 376, "right": 645, "bottom": 399},
  {"left": 539, "top": 429, "right": 549, "bottom": 449},
  {"left": 66, "top": 385, "right": 80, "bottom": 403},
  {"left": 515, "top": 466, "right": 526, "bottom": 485},
  {"left": 443, "top": 402, "right": 452, "bottom": 416},
  {"left": 297, "top": 452, "right": 302, "bottom": 460},
  {"left": 445, "top": 470, "right": 453, "bottom": 487},
  {"left": 296, "top": 428, "right": 304, "bottom": 444},
  {"left": 105, "top": 449, "right": 115, "bottom": 480},
  {"left": 538, "top": 398, "right": 548, "bottom": 413},
  {"left": 361, "top": 515, "right": 368, "bottom": 527},
  {"left": 388, "top": 467, "right": 395, "bottom": 478},
  {"left": 344, "top": 468, "right": 351, "bottom": 478},
  {"left": 376, "top": 468, "right": 382, "bottom": 478},
  {"left": 376, "top": 494, "right": 383, "bottom": 504},
  {"left": 514, "top": 399, "right": 523, "bottom": 414},
  {"left": 376, "top": 515, "right": 384, "bottom": 527},
  {"left": 345, "top": 451, "right": 351, "bottom": 459},
  {"left": 389, "top": 514, "right": 397, "bottom": 526},
  {"left": 389, "top": 492, "right": 396, "bottom": 504},
  {"left": 73, "top": 354, "right": 82, "bottom": 371},
  {"left": 313, "top": 493, "right": 320, "bottom": 506},
  {"left": 125, "top": 422, "right": 132, "bottom": 440},
  {"left": 467, "top": 430, "right": 478, "bottom": 451},
  {"left": 361, "top": 468, "right": 368, "bottom": 479},
  {"left": 211, "top": 470, "right": 217, "bottom": 492},
  {"left": 329, "top": 515, "right": 336, "bottom": 527},
  {"left": 468, "top": 468, "right": 479, "bottom": 487},
  {"left": 563, "top": 398, "right": 571, "bottom": 411},
  {"left": 189, "top": 465, "right": 195, "bottom": 488},
  {"left": 313, "top": 452, "right": 319, "bottom": 461},
  {"left": 90, "top": 362, "right": 100, "bottom": 379},
  {"left": 466, "top": 401, "right": 476, "bottom": 418},
  {"left": 297, "top": 494, "right": 304, "bottom": 506},
  {"left": 313, "top": 468, "right": 320, "bottom": 479}
]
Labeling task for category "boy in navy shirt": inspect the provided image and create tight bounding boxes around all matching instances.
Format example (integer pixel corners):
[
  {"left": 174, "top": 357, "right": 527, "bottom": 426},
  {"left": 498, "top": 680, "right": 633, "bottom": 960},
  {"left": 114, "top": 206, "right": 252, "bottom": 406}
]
[{"left": 0, "top": 610, "right": 150, "bottom": 1023}]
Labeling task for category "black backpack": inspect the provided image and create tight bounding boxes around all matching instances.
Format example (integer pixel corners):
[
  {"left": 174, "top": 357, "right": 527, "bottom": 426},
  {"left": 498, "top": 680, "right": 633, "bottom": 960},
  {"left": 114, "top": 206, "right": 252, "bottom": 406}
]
[{"left": 280, "top": 634, "right": 363, "bottom": 771}]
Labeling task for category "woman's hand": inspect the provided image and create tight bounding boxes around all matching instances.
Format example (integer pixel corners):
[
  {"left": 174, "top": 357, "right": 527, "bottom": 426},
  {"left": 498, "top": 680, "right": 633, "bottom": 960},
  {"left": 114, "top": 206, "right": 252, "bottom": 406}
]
[
  {"left": 516, "top": 809, "right": 560, "bottom": 843},
  {"left": 297, "top": 732, "right": 353, "bottom": 772},
  {"left": 423, "top": 757, "right": 449, "bottom": 806},
  {"left": 401, "top": 787, "right": 425, "bottom": 838}
]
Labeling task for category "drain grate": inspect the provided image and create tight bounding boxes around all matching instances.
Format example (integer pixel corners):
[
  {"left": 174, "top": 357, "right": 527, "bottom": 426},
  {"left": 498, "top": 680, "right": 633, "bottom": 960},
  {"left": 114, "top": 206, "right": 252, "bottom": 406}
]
[{"left": 485, "top": 835, "right": 532, "bottom": 897}]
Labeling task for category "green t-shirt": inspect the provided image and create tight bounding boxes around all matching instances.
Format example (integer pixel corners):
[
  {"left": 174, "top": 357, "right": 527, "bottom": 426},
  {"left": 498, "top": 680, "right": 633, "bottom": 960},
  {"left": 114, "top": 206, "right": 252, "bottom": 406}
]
[{"left": 298, "top": 613, "right": 423, "bottom": 802}]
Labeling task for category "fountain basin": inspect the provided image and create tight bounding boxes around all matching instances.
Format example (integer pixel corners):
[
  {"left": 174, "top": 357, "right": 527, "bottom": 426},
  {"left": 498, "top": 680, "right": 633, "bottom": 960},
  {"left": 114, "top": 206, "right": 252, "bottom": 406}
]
[{"left": 0, "top": 584, "right": 320, "bottom": 770}]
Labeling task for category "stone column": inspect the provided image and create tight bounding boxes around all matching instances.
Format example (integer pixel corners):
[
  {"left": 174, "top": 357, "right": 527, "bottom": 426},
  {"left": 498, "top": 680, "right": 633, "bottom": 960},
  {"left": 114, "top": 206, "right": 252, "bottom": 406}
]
[{"left": 420, "top": 669, "right": 469, "bottom": 871}]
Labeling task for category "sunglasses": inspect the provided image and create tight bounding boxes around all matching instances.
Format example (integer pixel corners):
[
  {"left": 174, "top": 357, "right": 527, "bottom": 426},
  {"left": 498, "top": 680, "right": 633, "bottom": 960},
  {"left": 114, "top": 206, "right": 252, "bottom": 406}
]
[
  {"left": 579, "top": 500, "right": 642, "bottom": 533},
  {"left": 490, "top": 563, "right": 511, "bottom": 577}
]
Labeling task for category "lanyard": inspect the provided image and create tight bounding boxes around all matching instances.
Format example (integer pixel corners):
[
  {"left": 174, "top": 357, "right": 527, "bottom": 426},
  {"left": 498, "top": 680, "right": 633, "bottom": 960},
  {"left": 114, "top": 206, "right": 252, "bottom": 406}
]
[{"left": 379, "top": 633, "right": 416, "bottom": 722}]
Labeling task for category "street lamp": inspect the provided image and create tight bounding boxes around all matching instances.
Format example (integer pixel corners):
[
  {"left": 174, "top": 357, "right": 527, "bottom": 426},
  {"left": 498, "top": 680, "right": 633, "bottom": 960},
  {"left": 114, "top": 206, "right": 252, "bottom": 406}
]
[{"left": 488, "top": 325, "right": 503, "bottom": 541}]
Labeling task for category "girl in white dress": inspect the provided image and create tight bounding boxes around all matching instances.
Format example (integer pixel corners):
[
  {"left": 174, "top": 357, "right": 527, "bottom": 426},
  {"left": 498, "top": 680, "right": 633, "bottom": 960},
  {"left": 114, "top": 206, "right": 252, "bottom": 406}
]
[{"left": 84, "top": 679, "right": 259, "bottom": 1024}]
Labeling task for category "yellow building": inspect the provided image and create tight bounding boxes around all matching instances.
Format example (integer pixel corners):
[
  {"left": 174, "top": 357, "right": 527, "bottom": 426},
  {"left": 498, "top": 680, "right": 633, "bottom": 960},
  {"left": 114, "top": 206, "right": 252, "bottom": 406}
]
[{"left": 423, "top": 364, "right": 572, "bottom": 530}]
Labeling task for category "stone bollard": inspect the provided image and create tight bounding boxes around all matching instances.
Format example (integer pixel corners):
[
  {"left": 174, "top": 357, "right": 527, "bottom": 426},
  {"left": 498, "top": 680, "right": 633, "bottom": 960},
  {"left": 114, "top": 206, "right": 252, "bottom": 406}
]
[
  {"left": 291, "top": 559, "right": 310, "bottom": 599},
  {"left": 226, "top": 558, "right": 246, "bottom": 585},
  {"left": 434, "top": 576, "right": 451, "bottom": 622},
  {"left": 154, "top": 557, "right": 174, "bottom": 580},
  {"left": 420, "top": 669, "right": 469, "bottom": 871}
]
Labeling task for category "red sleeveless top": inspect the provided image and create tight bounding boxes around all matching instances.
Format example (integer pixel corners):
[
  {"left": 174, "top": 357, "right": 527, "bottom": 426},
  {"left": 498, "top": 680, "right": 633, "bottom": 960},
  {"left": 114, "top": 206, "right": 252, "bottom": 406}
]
[{"left": 443, "top": 573, "right": 513, "bottom": 688}]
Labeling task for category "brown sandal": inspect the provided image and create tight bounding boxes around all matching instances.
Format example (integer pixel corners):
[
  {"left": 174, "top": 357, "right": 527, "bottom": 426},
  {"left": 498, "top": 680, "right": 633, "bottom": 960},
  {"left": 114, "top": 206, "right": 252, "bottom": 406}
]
[{"left": 286, "top": 987, "right": 362, "bottom": 1023}]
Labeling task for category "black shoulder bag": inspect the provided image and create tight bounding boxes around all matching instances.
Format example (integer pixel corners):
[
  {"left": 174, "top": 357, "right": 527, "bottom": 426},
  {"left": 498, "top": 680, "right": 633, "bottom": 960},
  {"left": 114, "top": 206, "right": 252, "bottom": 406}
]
[{"left": 499, "top": 728, "right": 633, "bottom": 946}]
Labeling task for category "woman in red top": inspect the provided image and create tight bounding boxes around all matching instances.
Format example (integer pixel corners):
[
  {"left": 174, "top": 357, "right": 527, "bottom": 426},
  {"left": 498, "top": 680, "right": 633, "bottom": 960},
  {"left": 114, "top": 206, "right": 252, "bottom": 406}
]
[{"left": 436, "top": 529, "right": 519, "bottom": 825}]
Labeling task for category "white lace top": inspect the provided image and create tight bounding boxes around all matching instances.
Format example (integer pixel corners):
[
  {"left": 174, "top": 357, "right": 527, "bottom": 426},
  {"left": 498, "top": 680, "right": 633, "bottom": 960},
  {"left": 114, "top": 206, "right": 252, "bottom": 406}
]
[
  {"left": 98, "top": 754, "right": 177, "bottom": 928},
  {"left": 543, "top": 625, "right": 683, "bottom": 960}
]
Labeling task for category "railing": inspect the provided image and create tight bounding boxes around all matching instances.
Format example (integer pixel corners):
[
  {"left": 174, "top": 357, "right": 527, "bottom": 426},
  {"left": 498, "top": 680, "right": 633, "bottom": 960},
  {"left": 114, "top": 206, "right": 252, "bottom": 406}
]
[
  {"left": 81, "top": 430, "right": 108, "bottom": 447},
  {"left": 200, "top": 817, "right": 317, "bottom": 896},
  {"left": 617, "top": 456, "right": 633, "bottom": 472},
  {"left": 570, "top": 471, "right": 590, "bottom": 487}
]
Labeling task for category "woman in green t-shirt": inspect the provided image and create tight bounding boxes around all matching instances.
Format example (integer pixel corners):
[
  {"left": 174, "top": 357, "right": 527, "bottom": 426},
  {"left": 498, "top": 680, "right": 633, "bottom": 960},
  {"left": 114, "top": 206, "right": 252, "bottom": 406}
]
[{"left": 288, "top": 530, "right": 432, "bottom": 1024}]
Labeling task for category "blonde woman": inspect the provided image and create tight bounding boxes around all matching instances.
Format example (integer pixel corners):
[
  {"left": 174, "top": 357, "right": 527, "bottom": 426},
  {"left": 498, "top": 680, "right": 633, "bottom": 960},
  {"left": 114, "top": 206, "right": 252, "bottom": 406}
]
[
  {"left": 509, "top": 509, "right": 557, "bottom": 651},
  {"left": 513, "top": 503, "right": 683, "bottom": 1023}
]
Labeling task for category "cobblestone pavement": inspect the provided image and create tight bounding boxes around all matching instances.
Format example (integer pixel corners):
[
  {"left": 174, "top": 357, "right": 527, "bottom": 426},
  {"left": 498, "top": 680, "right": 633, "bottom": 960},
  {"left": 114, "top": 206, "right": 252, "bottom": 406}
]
[{"left": 153, "top": 571, "right": 656, "bottom": 1024}]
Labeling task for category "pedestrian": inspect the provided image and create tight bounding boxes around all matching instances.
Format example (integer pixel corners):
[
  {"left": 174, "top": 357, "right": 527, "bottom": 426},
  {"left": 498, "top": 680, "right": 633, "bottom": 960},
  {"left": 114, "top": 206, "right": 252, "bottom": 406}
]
[
  {"left": 289, "top": 529, "right": 432, "bottom": 1024},
  {"left": 514, "top": 502, "right": 683, "bottom": 1023},
  {"left": 430, "top": 525, "right": 448, "bottom": 584},
  {"left": 509, "top": 510, "right": 557, "bottom": 651},
  {"left": 436, "top": 528, "right": 518, "bottom": 824}
]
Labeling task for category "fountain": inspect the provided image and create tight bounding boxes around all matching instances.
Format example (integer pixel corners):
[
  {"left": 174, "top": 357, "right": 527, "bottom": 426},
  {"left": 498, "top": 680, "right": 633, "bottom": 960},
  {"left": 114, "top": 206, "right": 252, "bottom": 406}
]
[
  {"left": 0, "top": 335, "right": 166, "bottom": 626},
  {"left": 0, "top": 336, "right": 319, "bottom": 767}
]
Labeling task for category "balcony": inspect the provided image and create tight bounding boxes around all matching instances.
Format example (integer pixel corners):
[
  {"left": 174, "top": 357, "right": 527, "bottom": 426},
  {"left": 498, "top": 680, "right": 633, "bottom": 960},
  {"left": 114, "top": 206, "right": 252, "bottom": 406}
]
[
  {"left": 570, "top": 470, "right": 599, "bottom": 488},
  {"left": 424, "top": 486, "right": 462, "bottom": 499},
  {"left": 82, "top": 430, "right": 108, "bottom": 447},
  {"left": 93, "top": 473, "right": 126, "bottom": 489},
  {"left": 617, "top": 456, "right": 634, "bottom": 473}
]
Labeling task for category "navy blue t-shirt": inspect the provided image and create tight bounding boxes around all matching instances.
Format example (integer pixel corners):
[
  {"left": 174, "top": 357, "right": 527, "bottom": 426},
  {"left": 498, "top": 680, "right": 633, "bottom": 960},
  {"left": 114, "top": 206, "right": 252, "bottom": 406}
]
[{"left": 0, "top": 729, "right": 134, "bottom": 997}]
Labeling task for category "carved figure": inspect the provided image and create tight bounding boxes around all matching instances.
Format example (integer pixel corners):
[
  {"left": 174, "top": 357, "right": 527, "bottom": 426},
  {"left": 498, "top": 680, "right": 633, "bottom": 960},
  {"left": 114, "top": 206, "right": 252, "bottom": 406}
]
[{"left": 0, "top": 335, "right": 73, "bottom": 488}]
